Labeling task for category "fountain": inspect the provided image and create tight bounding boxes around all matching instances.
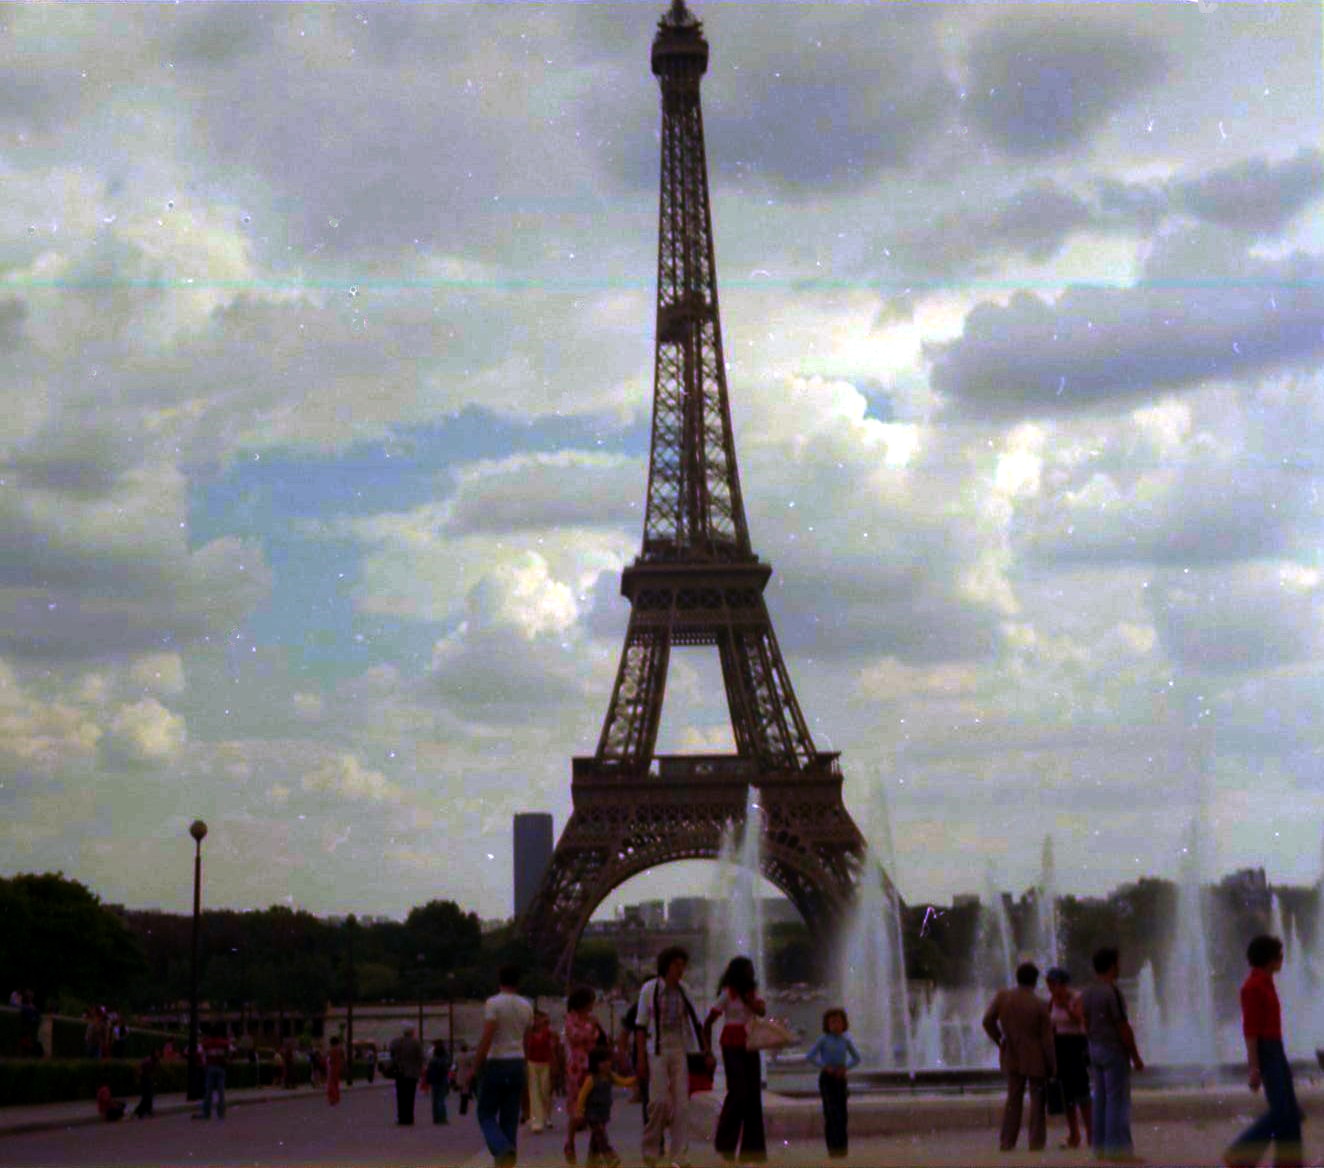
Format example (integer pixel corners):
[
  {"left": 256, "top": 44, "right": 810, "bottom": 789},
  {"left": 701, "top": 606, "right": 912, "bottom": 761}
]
[
  {"left": 1034, "top": 835, "right": 1061, "bottom": 971},
  {"left": 1157, "top": 813, "right": 1219, "bottom": 1066},
  {"left": 706, "top": 786, "right": 766, "bottom": 991},
  {"left": 836, "top": 784, "right": 912, "bottom": 1070}
]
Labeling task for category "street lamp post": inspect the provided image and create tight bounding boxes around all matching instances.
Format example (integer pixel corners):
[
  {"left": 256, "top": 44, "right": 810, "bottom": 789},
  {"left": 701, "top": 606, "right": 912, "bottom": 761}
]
[
  {"left": 345, "top": 915, "right": 356, "bottom": 1087},
  {"left": 186, "top": 819, "right": 208, "bottom": 1102},
  {"left": 446, "top": 974, "right": 456, "bottom": 1056},
  {"left": 416, "top": 953, "right": 425, "bottom": 1043}
]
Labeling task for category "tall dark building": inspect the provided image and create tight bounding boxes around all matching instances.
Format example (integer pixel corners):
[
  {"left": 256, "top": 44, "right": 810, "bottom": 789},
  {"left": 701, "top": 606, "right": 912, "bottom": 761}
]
[{"left": 513, "top": 813, "right": 555, "bottom": 919}]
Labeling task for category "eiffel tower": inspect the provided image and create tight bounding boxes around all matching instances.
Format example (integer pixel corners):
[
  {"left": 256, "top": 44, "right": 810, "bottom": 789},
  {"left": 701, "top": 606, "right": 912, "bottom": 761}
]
[{"left": 521, "top": 0, "right": 869, "bottom": 980}]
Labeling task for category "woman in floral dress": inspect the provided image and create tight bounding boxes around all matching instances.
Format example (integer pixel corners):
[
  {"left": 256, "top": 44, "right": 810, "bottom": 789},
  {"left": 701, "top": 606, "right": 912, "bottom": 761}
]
[{"left": 562, "top": 985, "right": 603, "bottom": 1163}]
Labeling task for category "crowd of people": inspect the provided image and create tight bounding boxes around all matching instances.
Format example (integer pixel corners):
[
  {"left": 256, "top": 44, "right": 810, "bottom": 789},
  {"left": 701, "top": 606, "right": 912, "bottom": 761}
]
[
  {"left": 21, "top": 929, "right": 1306, "bottom": 1167},
  {"left": 982, "top": 937, "right": 1302, "bottom": 1167}
]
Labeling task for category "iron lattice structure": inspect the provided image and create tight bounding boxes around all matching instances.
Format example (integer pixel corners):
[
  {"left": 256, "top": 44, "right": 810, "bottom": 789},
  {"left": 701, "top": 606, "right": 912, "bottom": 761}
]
[{"left": 521, "top": 0, "right": 869, "bottom": 980}]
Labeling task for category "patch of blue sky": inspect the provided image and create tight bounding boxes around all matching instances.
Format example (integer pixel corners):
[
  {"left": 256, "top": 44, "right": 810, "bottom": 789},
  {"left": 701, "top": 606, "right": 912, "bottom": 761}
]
[{"left": 187, "top": 405, "right": 648, "bottom": 685}]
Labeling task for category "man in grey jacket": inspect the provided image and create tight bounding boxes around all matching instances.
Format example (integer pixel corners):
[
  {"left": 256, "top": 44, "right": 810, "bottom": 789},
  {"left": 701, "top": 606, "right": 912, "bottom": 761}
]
[
  {"left": 389, "top": 1025, "right": 426, "bottom": 1125},
  {"left": 983, "top": 962, "right": 1056, "bottom": 1152}
]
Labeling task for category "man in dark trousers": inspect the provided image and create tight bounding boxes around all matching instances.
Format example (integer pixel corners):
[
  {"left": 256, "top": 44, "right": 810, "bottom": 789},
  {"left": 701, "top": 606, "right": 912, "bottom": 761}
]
[
  {"left": 1081, "top": 946, "right": 1145, "bottom": 1162},
  {"left": 389, "top": 1024, "right": 425, "bottom": 1125},
  {"left": 1223, "top": 934, "right": 1303, "bottom": 1168},
  {"left": 983, "top": 961, "right": 1056, "bottom": 1152}
]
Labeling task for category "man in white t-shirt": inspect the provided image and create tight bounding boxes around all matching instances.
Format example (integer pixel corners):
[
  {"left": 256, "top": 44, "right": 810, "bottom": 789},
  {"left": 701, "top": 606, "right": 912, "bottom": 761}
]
[
  {"left": 472, "top": 964, "right": 534, "bottom": 1168},
  {"left": 635, "top": 946, "right": 712, "bottom": 1168}
]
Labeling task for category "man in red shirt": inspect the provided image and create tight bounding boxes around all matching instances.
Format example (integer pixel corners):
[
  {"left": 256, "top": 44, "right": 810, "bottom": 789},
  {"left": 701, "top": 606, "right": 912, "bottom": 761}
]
[{"left": 1223, "top": 934, "right": 1302, "bottom": 1168}]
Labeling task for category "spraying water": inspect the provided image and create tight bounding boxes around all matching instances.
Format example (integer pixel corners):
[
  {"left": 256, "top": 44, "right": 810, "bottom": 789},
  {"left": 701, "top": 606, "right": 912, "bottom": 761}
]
[
  {"left": 1161, "top": 813, "right": 1218, "bottom": 1066},
  {"left": 1035, "top": 835, "right": 1060, "bottom": 970},
  {"left": 837, "top": 781, "right": 912, "bottom": 1069}
]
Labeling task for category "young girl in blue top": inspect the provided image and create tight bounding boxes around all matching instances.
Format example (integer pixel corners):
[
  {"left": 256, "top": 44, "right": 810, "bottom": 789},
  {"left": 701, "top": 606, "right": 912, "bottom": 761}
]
[{"left": 806, "top": 1008, "right": 861, "bottom": 1158}]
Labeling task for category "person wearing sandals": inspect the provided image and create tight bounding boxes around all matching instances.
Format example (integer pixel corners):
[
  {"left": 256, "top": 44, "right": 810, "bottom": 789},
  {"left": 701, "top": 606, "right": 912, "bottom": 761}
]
[
  {"left": 703, "top": 956, "right": 767, "bottom": 1164},
  {"left": 1046, "top": 968, "right": 1092, "bottom": 1149}
]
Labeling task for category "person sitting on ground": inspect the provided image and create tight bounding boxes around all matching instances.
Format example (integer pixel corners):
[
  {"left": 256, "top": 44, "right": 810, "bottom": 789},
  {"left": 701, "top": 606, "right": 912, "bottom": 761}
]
[{"left": 96, "top": 1084, "right": 126, "bottom": 1122}]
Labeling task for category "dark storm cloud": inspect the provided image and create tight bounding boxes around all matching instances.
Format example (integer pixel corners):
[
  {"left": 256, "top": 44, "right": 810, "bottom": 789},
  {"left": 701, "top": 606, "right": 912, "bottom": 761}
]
[
  {"left": 964, "top": 15, "right": 1167, "bottom": 158},
  {"left": 927, "top": 237, "right": 1324, "bottom": 419},
  {"left": 878, "top": 182, "right": 1092, "bottom": 284},
  {"left": 1171, "top": 148, "right": 1324, "bottom": 236},
  {"left": 1097, "top": 149, "right": 1324, "bottom": 239}
]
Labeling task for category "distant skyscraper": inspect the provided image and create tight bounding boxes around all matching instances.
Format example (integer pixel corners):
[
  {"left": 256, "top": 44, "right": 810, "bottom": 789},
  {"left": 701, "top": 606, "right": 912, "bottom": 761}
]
[{"left": 513, "top": 813, "right": 554, "bottom": 919}]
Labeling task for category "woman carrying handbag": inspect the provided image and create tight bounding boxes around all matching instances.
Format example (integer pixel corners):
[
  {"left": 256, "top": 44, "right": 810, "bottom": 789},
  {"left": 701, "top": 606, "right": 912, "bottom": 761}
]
[{"left": 703, "top": 956, "right": 768, "bottom": 1163}]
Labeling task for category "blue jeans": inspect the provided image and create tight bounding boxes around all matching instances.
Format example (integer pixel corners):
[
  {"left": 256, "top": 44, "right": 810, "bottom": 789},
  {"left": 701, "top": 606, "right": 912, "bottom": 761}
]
[
  {"left": 1089, "top": 1044, "right": 1131, "bottom": 1158},
  {"left": 201, "top": 1066, "right": 226, "bottom": 1119},
  {"left": 1225, "top": 1040, "right": 1302, "bottom": 1168},
  {"left": 477, "top": 1058, "right": 525, "bottom": 1166}
]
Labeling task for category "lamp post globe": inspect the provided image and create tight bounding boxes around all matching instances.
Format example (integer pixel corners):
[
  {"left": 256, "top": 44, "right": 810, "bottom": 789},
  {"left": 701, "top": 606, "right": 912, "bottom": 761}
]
[{"left": 190, "top": 820, "right": 208, "bottom": 844}]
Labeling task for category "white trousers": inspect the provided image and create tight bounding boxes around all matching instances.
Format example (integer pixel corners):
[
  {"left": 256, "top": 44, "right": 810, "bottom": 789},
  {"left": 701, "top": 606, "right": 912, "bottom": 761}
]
[
  {"left": 528, "top": 1061, "right": 552, "bottom": 1131},
  {"left": 641, "top": 1044, "right": 690, "bottom": 1161}
]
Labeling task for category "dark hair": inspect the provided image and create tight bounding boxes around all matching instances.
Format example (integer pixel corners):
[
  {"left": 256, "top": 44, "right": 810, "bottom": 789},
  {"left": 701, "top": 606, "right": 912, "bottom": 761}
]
[
  {"left": 497, "top": 963, "right": 522, "bottom": 989},
  {"left": 1247, "top": 934, "right": 1284, "bottom": 968},
  {"left": 433, "top": 1040, "right": 448, "bottom": 1057},
  {"left": 587, "top": 1047, "right": 611, "bottom": 1075},
  {"left": 656, "top": 945, "right": 690, "bottom": 978},
  {"left": 717, "top": 956, "right": 757, "bottom": 996},
  {"left": 329, "top": 1036, "right": 341, "bottom": 1046},
  {"left": 567, "top": 985, "right": 596, "bottom": 1013},
  {"left": 1016, "top": 962, "right": 1040, "bottom": 988},
  {"left": 822, "top": 1008, "right": 849, "bottom": 1033},
  {"left": 1092, "top": 946, "right": 1120, "bottom": 975},
  {"left": 1045, "top": 967, "right": 1070, "bottom": 985}
]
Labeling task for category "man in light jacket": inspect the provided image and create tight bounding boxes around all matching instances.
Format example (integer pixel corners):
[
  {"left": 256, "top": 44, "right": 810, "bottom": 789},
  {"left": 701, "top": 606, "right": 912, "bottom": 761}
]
[
  {"left": 983, "top": 961, "right": 1056, "bottom": 1152},
  {"left": 635, "top": 946, "right": 712, "bottom": 1168}
]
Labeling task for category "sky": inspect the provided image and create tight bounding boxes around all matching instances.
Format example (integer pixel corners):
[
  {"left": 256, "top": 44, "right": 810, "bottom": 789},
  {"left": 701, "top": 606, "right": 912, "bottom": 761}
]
[{"left": 2, "top": 0, "right": 1323, "bottom": 923}]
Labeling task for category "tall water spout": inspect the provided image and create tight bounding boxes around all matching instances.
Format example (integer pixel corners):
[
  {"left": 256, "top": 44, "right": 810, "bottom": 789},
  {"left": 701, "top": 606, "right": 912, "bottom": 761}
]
[
  {"left": 979, "top": 864, "right": 1016, "bottom": 990},
  {"left": 837, "top": 782, "right": 912, "bottom": 1070},
  {"left": 1136, "top": 960, "right": 1164, "bottom": 1058},
  {"left": 733, "top": 784, "right": 766, "bottom": 981},
  {"left": 1035, "top": 835, "right": 1061, "bottom": 970},
  {"left": 1162, "top": 814, "right": 1218, "bottom": 1066},
  {"left": 706, "top": 822, "right": 739, "bottom": 993}
]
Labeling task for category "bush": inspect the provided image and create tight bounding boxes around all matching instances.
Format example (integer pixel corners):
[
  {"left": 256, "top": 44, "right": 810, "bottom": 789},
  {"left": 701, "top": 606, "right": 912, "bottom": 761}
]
[{"left": 0, "top": 1059, "right": 187, "bottom": 1105}]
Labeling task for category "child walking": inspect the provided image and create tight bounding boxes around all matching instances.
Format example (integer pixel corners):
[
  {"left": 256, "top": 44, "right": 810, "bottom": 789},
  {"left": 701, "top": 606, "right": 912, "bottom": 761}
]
[
  {"left": 806, "top": 1007, "right": 861, "bottom": 1158},
  {"left": 569, "top": 1048, "right": 636, "bottom": 1168}
]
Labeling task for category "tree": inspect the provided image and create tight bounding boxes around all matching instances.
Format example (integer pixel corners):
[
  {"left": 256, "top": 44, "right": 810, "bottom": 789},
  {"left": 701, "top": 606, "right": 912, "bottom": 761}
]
[{"left": 0, "top": 873, "right": 146, "bottom": 1010}]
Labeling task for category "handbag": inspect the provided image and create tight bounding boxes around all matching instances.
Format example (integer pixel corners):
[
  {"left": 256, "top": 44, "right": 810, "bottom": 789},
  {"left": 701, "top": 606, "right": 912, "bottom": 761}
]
[
  {"left": 1045, "top": 1077, "right": 1065, "bottom": 1116},
  {"left": 686, "top": 1052, "right": 714, "bottom": 1095},
  {"left": 745, "top": 1015, "right": 795, "bottom": 1052}
]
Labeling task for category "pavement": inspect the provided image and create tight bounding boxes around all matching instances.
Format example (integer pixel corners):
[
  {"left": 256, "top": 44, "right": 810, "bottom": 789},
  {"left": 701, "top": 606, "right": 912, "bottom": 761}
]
[{"left": 0, "top": 1078, "right": 1319, "bottom": 1167}]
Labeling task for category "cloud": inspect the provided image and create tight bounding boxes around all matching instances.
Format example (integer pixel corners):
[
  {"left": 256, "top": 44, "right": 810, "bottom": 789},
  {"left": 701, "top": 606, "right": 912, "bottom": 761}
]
[
  {"left": 927, "top": 235, "right": 1324, "bottom": 419},
  {"left": 964, "top": 14, "right": 1168, "bottom": 157},
  {"left": 301, "top": 752, "right": 401, "bottom": 804},
  {"left": 1171, "top": 148, "right": 1324, "bottom": 236},
  {"left": 0, "top": 659, "right": 103, "bottom": 774},
  {"left": 443, "top": 452, "right": 644, "bottom": 536},
  {"left": 108, "top": 697, "right": 187, "bottom": 765},
  {"left": 129, "top": 653, "right": 186, "bottom": 697},
  {"left": 1149, "top": 560, "right": 1324, "bottom": 673}
]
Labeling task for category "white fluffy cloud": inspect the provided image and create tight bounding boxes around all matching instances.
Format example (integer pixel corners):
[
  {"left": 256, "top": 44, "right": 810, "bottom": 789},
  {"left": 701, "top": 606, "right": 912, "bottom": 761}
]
[{"left": 108, "top": 698, "right": 187, "bottom": 765}]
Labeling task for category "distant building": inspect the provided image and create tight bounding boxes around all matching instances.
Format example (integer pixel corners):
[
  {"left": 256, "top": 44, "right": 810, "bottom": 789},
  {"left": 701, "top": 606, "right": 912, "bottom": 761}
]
[
  {"left": 626, "top": 900, "right": 666, "bottom": 929},
  {"left": 513, "top": 813, "right": 554, "bottom": 918},
  {"left": 668, "top": 896, "right": 711, "bottom": 930},
  {"left": 1220, "top": 867, "right": 1271, "bottom": 913}
]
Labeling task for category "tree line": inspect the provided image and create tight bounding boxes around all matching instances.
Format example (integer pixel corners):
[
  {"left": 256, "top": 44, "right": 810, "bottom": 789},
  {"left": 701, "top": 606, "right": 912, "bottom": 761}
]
[{"left": 1, "top": 869, "right": 1308, "bottom": 1019}]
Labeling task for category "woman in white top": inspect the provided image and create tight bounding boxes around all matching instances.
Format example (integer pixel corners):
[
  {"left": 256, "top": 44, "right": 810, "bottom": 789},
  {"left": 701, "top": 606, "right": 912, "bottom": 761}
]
[{"left": 703, "top": 956, "right": 767, "bottom": 1162}]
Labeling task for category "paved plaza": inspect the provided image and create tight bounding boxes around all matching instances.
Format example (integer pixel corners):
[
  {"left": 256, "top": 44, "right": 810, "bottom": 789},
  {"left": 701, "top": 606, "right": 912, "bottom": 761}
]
[{"left": 0, "top": 1079, "right": 1316, "bottom": 1168}]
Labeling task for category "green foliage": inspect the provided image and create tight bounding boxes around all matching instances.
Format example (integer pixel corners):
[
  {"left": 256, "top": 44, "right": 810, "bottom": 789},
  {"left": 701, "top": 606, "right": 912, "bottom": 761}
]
[
  {"left": 0, "top": 874, "right": 146, "bottom": 1008},
  {"left": 0, "top": 1058, "right": 186, "bottom": 1105},
  {"left": 571, "top": 940, "right": 620, "bottom": 989}
]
